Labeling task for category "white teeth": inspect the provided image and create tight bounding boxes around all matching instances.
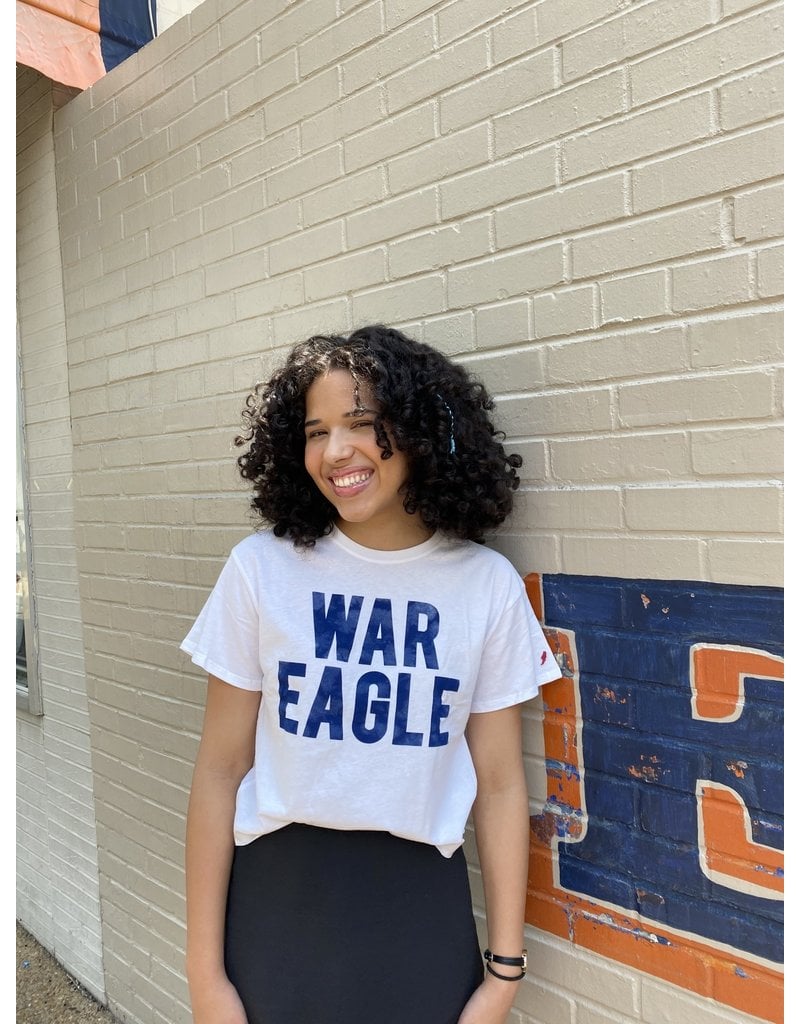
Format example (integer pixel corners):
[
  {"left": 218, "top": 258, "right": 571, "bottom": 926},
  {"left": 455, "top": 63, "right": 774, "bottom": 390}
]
[{"left": 332, "top": 471, "right": 371, "bottom": 488}]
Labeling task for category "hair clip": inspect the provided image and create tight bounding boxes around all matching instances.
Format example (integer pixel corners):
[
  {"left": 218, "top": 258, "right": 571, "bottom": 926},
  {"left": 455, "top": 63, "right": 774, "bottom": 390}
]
[{"left": 436, "top": 393, "right": 456, "bottom": 455}]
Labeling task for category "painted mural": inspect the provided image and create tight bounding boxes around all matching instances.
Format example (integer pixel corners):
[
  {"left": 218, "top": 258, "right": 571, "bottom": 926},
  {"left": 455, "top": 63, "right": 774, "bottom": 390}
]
[{"left": 525, "top": 573, "right": 783, "bottom": 1022}]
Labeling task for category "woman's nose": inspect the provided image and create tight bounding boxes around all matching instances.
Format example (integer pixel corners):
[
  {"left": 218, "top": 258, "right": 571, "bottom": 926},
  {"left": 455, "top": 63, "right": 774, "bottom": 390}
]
[{"left": 324, "top": 428, "right": 354, "bottom": 461}]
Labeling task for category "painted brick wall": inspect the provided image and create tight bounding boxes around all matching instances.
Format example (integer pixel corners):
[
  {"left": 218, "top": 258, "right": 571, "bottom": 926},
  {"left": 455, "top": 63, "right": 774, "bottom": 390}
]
[
  {"left": 41, "top": 1, "right": 783, "bottom": 1022},
  {"left": 15, "top": 65, "right": 105, "bottom": 1001}
]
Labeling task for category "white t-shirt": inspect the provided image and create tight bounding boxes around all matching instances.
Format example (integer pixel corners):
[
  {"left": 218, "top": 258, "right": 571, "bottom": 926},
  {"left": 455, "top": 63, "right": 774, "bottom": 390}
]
[{"left": 181, "top": 528, "right": 562, "bottom": 857}]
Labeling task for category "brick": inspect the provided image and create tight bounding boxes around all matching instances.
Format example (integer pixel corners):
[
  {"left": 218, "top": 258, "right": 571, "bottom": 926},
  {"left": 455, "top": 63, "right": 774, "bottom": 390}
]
[
  {"left": 707, "top": 539, "right": 783, "bottom": 586},
  {"left": 233, "top": 200, "right": 301, "bottom": 251},
  {"left": 733, "top": 182, "right": 783, "bottom": 242},
  {"left": 202, "top": 180, "right": 266, "bottom": 233},
  {"left": 622, "top": 481, "right": 778, "bottom": 532},
  {"left": 618, "top": 371, "right": 774, "bottom": 427},
  {"left": 757, "top": 244, "right": 783, "bottom": 299},
  {"left": 230, "top": 129, "right": 301, "bottom": 187},
  {"left": 515, "top": 487, "right": 622, "bottom": 530},
  {"left": 442, "top": 147, "right": 556, "bottom": 220},
  {"left": 601, "top": 269, "right": 669, "bottom": 325},
  {"left": 300, "top": 86, "right": 384, "bottom": 154},
  {"left": 271, "top": 298, "right": 351, "bottom": 346},
  {"left": 304, "top": 246, "right": 386, "bottom": 301},
  {"left": 440, "top": 51, "right": 554, "bottom": 134},
  {"left": 194, "top": 36, "right": 261, "bottom": 104},
  {"left": 689, "top": 310, "right": 783, "bottom": 368},
  {"left": 385, "top": 0, "right": 439, "bottom": 30},
  {"left": 344, "top": 103, "right": 437, "bottom": 172},
  {"left": 513, "top": 975, "right": 572, "bottom": 1023},
  {"left": 298, "top": 2, "right": 383, "bottom": 77},
  {"left": 448, "top": 243, "right": 563, "bottom": 309},
  {"left": 388, "top": 123, "right": 490, "bottom": 194},
  {"left": 173, "top": 227, "right": 233, "bottom": 276},
  {"left": 563, "top": 535, "right": 705, "bottom": 583},
  {"left": 264, "top": 66, "right": 339, "bottom": 134},
  {"left": 346, "top": 188, "right": 438, "bottom": 248},
  {"left": 642, "top": 973, "right": 783, "bottom": 1023},
  {"left": 214, "top": 0, "right": 278, "bottom": 47},
  {"left": 498, "top": 69, "right": 626, "bottom": 160},
  {"left": 418, "top": 311, "right": 476, "bottom": 356},
  {"left": 303, "top": 166, "right": 385, "bottom": 226},
  {"left": 389, "top": 217, "right": 492, "bottom": 279},
  {"left": 719, "top": 61, "right": 783, "bottom": 131},
  {"left": 672, "top": 252, "right": 751, "bottom": 313},
  {"left": 387, "top": 34, "right": 489, "bottom": 113},
  {"left": 205, "top": 250, "right": 269, "bottom": 297},
  {"left": 691, "top": 425, "right": 782, "bottom": 477},
  {"left": 552, "top": 430, "right": 692, "bottom": 483},
  {"left": 266, "top": 144, "right": 341, "bottom": 204},
  {"left": 475, "top": 300, "right": 530, "bottom": 349},
  {"left": 633, "top": 123, "right": 783, "bottom": 213},
  {"left": 463, "top": 346, "right": 546, "bottom": 395},
  {"left": 535, "top": 0, "right": 621, "bottom": 46},
  {"left": 352, "top": 274, "right": 445, "bottom": 324},
  {"left": 438, "top": 0, "right": 529, "bottom": 47},
  {"left": 630, "top": 7, "right": 783, "bottom": 106},
  {"left": 571, "top": 202, "right": 724, "bottom": 280},
  {"left": 562, "top": 0, "right": 715, "bottom": 81},
  {"left": 563, "top": 92, "right": 713, "bottom": 183},
  {"left": 342, "top": 17, "right": 435, "bottom": 95},
  {"left": 496, "top": 387, "right": 613, "bottom": 435},
  {"left": 260, "top": 0, "right": 339, "bottom": 62},
  {"left": 198, "top": 111, "right": 267, "bottom": 168},
  {"left": 534, "top": 285, "right": 595, "bottom": 339},
  {"left": 167, "top": 93, "right": 227, "bottom": 152},
  {"left": 227, "top": 50, "right": 298, "bottom": 118},
  {"left": 496, "top": 174, "right": 626, "bottom": 249},
  {"left": 268, "top": 221, "right": 344, "bottom": 275},
  {"left": 490, "top": 6, "right": 538, "bottom": 64}
]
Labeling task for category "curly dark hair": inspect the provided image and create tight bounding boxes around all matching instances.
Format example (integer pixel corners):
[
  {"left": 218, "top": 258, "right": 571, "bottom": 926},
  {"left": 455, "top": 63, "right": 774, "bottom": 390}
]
[{"left": 234, "top": 324, "right": 522, "bottom": 547}]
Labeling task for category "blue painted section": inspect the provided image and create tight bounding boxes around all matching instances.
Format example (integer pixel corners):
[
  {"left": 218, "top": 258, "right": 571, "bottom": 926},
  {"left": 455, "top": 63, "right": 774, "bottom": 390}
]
[
  {"left": 99, "top": 1, "right": 155, "bottom": 73},
  {"left": 542, "top": 575, "right": 784, "bottom": 965}
]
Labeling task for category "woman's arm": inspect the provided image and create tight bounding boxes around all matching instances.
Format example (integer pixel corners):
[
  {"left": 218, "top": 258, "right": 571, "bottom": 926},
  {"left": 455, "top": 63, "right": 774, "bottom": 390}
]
[
  {"left": 458, "top": 703, "right": 531, "bottom": 1024},
  {"left": 185, "top": 674, "right": 261, "bottom": 1024}
]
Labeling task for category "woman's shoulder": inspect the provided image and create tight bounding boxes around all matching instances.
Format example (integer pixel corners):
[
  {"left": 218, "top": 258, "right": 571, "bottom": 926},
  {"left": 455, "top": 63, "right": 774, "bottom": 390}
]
[
  {"left": 437, "top": 536, "right": 527, "bottom": 597},
  {"left": 229, "top": 528, "right": 307, "bottom": 570}
]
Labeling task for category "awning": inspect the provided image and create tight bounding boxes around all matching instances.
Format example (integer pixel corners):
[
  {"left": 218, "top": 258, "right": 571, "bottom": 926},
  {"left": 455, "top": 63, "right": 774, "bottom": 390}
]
[{"left": 16, "top": 1, "right": 157, "bottom": 90}]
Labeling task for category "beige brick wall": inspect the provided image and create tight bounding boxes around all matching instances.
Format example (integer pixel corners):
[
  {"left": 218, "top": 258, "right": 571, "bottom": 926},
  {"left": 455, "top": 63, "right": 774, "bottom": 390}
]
[
  {"left": 15, "top": 66, "right": 105, "bottom": 1002},
  {"left": 43, "top": 0, "right": 783, "bottom": 1022}
]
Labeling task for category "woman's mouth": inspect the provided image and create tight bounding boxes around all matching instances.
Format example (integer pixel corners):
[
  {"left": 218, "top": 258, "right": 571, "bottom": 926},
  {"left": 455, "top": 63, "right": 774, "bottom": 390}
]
[{"left": 330, "top": 470, "right": 373, "bottom": 494}]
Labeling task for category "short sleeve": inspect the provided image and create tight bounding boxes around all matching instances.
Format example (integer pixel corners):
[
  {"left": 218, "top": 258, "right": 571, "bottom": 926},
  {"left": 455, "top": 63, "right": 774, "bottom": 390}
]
[
  {"left": 470, "top": 591, "right": 562, "bottom": 713},
  {"left": 180, "top": 551, "right": 263, "bottom": 690}
]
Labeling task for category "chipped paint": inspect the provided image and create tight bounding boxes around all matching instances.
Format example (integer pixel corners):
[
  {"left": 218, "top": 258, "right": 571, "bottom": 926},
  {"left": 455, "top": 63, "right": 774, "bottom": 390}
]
[
  {"left": 726, "top": 759, "right": 749, "bottom": 778},
  {"left": 596, "top": 686, "right": 626, "bottom": 703},
  {"left": 583, "top": 911, "right": 670, "bottom": 946},
  {"left": 641, "top": 593, "right": 651, "bottom": 608}
]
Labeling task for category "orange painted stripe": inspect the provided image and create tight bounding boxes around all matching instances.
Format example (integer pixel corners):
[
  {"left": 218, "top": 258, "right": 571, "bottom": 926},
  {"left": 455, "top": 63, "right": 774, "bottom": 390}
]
[
  {"left": 693, "top": 646, "right": 783, "bottom": 720},
  {"left": 699, "top": 784, "right": 784, "bottom": 895}
]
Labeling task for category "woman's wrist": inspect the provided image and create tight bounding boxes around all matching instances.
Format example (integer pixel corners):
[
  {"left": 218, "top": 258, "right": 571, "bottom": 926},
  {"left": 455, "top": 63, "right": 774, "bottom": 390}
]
[{"left": 483, "top": 947, "right": 527, "bottom": 981}]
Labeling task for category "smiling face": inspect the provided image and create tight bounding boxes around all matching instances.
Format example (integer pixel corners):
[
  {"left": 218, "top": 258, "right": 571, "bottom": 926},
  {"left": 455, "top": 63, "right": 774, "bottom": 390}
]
[{"left": 303, "top": 369, "right": 430, "bottom": 550}]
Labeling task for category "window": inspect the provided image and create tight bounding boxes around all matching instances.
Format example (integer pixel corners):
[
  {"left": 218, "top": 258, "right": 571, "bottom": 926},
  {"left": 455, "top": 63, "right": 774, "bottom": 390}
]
[{"left": 17, "top": 348, "right": 41, "bottom": 715}]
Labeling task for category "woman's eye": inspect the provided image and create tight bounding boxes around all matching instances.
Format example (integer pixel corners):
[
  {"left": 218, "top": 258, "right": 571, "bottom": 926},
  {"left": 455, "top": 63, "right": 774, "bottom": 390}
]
[
  {"left": 353, "top": 420, "right": 374, "bottom": 429},
  {"left": 306, "top": 429, "right": 326, "bottom": 440}
]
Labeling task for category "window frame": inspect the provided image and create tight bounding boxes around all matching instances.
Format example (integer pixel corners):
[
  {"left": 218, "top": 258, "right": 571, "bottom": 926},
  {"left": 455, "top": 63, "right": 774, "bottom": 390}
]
[{"left": 16, "top": 335, "right": 42, "bottom": 716}]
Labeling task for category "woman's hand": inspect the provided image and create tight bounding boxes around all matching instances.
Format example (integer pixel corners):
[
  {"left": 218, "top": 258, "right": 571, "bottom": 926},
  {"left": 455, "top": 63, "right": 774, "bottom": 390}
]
[
  {"left": 189, "top": 973, "right": 249, "bottom": 1024},
  {"left": 457, "top": 974, "right": 520, "bottom": 1024}
]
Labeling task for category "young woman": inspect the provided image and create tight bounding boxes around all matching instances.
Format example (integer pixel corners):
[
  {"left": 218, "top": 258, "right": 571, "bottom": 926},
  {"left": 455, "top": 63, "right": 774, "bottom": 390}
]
[{"left": 182, "top": 325, "right": 561, "bottom": 1024}]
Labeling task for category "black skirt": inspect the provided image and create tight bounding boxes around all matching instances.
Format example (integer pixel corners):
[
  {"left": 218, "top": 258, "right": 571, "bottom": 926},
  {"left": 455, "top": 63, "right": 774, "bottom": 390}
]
[{"left": 224, "top": 823, "right": 484, "bottom": 1024}]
